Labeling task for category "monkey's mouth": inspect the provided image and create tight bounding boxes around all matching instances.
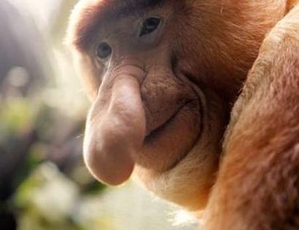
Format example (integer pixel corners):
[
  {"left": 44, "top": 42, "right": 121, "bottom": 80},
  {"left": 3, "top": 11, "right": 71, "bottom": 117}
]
[
  {"left": 138, "top": 99, "right": 202, "bottom": 172},
  {"left": 144, "top": 100, "right": 195, "bottom": 141}
]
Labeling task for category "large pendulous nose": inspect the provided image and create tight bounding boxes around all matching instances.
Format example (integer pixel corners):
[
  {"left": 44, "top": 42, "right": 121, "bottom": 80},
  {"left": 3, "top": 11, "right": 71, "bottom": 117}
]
[{"left": 83, "top": 66, "right": 146, "bottom": 185}]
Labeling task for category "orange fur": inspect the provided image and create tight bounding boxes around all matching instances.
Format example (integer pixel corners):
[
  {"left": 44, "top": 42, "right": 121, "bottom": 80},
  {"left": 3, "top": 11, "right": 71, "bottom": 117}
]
[
  {"left": 66, "top": 0, "right": 299, "bottom": 229},
  {"left": 205, "top": 3, "right": 299, "bottom": 229}
]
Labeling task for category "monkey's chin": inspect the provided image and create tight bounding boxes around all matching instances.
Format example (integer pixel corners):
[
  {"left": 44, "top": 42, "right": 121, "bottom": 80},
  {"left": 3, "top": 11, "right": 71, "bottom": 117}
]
[{"left": 134, "top": 138, "right": 219, "bottom": 211}]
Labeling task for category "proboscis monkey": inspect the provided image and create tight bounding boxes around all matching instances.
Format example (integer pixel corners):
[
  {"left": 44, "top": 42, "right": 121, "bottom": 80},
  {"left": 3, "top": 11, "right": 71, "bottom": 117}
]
[{"left": 66, "top": 0, "right": 299, "bottom": 229}]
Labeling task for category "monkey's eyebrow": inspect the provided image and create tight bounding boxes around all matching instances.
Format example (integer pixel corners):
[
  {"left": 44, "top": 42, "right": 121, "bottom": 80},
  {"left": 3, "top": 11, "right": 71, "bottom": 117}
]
[
  {"left": 107, "top": 0, "right": 165, "bottom": 21},
  {"left": 69, "top": 0, "right": 164, "bottom": 52},
  {"left": 113, "top": 0, "right": 167, "bottom": 21},
  {"left": 118, "top": 0, "right": 164, "bottom": 14}
]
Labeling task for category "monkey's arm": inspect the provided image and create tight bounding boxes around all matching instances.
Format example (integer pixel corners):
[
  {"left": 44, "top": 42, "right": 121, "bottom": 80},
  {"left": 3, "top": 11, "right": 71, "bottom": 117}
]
[{"left": 204, "top": 5, "right": 299, "bottom": 230}]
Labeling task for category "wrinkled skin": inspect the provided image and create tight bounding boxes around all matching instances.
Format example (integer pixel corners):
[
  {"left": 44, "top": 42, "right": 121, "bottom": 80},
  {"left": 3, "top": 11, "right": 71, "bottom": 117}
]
[{"left": 66, "top": 0, "right": 299, "bottom": 228}]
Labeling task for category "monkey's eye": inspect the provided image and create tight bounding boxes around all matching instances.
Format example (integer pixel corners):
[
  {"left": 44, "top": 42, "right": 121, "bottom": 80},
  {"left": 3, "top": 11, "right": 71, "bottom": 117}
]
[
  {"left": 139, "top": 17, "right": 161, "bottom": 37},
  {"left": 96, "top": 42, "right": 112, "bottom": 59}
]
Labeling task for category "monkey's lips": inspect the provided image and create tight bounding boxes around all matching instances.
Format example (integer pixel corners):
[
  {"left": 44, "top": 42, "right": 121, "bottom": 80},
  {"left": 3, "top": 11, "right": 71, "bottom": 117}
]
[{"left": 136, "top": 99, "right": 202, "bottom": 172}]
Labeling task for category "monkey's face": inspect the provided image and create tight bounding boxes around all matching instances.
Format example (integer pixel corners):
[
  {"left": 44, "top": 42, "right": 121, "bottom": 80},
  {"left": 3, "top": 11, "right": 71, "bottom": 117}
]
[{"left": 66, "top": 0, "right": 273, "bottom": 210}]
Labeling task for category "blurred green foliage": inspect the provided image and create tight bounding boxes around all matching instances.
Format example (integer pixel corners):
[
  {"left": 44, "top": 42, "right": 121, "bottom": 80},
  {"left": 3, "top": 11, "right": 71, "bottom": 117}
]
[
  {"left": 0, "top": 98, "right": 34, "bottom": 136},
  {"left": 0, "top": 90, "right": 108, "bottom": 229},
  {"left": 0, "top": 1, "right": 109, "bottom": 229}
]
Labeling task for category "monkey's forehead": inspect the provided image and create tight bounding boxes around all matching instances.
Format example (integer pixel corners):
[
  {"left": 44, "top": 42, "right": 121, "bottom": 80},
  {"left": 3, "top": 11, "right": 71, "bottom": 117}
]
[{"left": 65, "top": 0, "right": 164, "bottom": 51}]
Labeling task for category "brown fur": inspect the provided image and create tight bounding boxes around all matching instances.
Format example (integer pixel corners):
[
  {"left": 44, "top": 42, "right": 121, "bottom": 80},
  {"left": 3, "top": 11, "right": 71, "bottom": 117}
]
[
  {"left": 66, "top": 0, "right": 299, "bottom": 229},
  {"left": 205, "top": 4, "right": 299, "bottom": 229}
]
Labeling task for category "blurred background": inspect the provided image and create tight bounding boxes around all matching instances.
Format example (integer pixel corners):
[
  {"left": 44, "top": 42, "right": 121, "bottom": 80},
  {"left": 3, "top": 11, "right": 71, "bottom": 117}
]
[{"left": 0, "top": 0, "right": 199, "bottom": 229}]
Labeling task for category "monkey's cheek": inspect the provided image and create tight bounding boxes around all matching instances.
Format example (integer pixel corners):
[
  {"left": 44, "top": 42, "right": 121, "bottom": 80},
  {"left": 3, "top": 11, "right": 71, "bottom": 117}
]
[{"left": 136, "top": 101, "right": 202, "bottom": 172}]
